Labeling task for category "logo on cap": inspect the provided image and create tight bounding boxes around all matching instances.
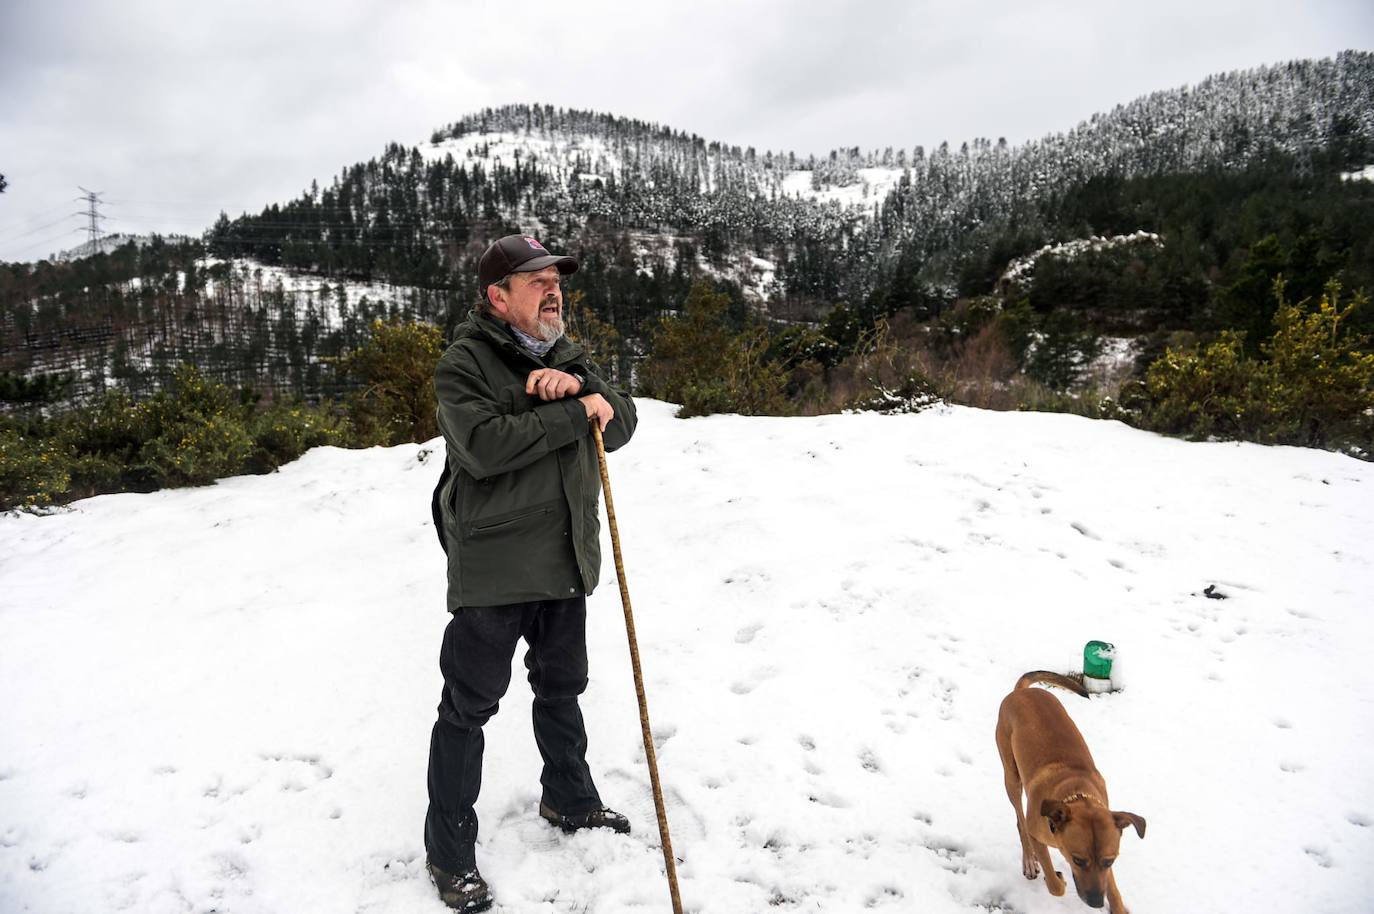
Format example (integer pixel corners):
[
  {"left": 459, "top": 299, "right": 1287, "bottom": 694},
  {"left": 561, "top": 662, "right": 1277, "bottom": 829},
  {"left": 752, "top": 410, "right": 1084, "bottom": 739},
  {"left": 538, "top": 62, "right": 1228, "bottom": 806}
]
[{"left": 523, "top": 236, "right": 546, "bottom": 251}]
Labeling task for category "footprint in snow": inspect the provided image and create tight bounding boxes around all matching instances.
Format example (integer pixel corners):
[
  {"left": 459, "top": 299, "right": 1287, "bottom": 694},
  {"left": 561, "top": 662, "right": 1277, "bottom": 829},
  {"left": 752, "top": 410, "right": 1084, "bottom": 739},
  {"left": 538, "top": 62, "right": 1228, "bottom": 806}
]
[
  {"left": 807, "top": 790, "right": 850, "bottom": 809},
  {"left": 1303, "top": 845, "right": 1334, "bottom": 868},
  {"left": 922, "top": 838, "right": 969, "bottom": 873},
  {"left": 896, "top": 666, "right": 923, "bottom": 698},
  {"left": 730, "top": 666, "right": 776, "bottom": 695},
  {"left": 972, "top": 892, "right": 1024, "bottom": 914},
  {"left": 259, "top": 752, "right": 334, "bottom": 792},
  {"left": 651, "top": 722, "right": 677, "bottom": 750},
  {"left": 723, "top": 566, "right": 771, "bottom": 588},
  {"left": 103, "top": 830, "right": 142, "bottom": 844},
  {"left": 932, "top": 677, "right": 958, "bottom": 720},
  {"left": 865, "top": 885, "right": 905, "bottom": 907},
  {"left": 734, "top": 622, "right": 763, "bottom": 644},
  {"left": 883, "top": 716, "right": 909, "bottom": 735}
]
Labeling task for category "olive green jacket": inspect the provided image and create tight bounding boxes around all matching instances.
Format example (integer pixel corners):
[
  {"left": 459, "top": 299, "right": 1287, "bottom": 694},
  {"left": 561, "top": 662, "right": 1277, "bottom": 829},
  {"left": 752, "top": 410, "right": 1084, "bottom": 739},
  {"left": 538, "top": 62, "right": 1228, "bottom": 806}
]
[{"left": 433, "top": 310, "right": 636, "bottom": 608}]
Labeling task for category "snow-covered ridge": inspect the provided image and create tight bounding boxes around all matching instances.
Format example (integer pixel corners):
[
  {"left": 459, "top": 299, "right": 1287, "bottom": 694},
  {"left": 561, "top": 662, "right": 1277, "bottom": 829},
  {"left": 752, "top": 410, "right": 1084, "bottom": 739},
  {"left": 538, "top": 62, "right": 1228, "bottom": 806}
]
[
  {"left": 1000, "top": 230, "right": 1164, "bottom": 288},
  {"left": 424, "top": 129, "right": 903, "bottom": 209},
  {"left": 55, "top": 232, "right": 196, "bottom": 262}
]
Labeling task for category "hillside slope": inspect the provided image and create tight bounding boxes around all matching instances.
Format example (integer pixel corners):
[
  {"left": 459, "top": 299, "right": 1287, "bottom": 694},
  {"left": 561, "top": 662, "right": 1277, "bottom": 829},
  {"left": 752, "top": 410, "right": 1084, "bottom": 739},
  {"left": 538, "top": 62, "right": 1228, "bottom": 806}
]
[{"left": 2, "top": 404, "right": 1371, "bottom": 912}]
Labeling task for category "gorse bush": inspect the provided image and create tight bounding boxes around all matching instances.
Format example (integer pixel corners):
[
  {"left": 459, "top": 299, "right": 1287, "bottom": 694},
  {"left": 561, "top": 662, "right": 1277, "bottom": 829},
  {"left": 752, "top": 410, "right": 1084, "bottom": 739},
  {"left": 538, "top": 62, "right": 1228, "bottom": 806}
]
[
  {"left": 138, "top": 365, "right": 256, "bottom": 487},
  {"left": 1131, "top": 280, "right": 1374, "bottom": 454},
  {"left": 639, "top": 282, "right": 789, "bottom": 418},
  {"left": 0, "top": 430, "right": 71, "bottom": 510},
  {"left": 1, "top": 366, "right": 349, "bottom": 511},
  {"left": 1263, "top": 281, "right": 1374, "bottom": 448},
  {"left": 248, "top": 401, "right": 349, "bottom": 474},
  {"left": 335, "top": 318, "right": 443, "bottom": 446}
]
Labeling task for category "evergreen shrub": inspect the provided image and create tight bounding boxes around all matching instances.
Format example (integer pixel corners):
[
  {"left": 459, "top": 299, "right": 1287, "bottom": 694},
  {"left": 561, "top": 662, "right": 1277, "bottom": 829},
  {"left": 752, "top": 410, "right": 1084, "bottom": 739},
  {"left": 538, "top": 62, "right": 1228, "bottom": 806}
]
[
  {"left": 336, "top": 319, "right": 443, "bottom": 445},
  {"left": 0, "top": 365, "right": 350, "bottom": 511},
  {"left": 0, "top": 429, "right": 70, "bottom": 509},
  {"left": 139, "top": 365, "right": 256, "bottom": 486},
  {"left": 1132, "top": 280, "right": 1374, "bottom": 455},
  {"left": 640, "top": 282, "right": 789, "bottom": 418}
]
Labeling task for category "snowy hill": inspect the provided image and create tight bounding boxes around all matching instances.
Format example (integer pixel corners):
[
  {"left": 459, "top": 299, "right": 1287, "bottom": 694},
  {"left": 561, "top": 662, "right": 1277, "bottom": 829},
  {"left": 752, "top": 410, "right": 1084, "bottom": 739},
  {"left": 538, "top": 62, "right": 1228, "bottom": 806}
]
[
  {"left": 54, "top": 233, "right": 196, "bottom": 263},
  {"left": 215, "top": 51, "right": 1374, "bottom": 303},
  {"left": 2, "top": 404, "right": 1372, "bottom": 913},
  {"left": 10, "top": 52, "right": 1374, "bottom": 413}
]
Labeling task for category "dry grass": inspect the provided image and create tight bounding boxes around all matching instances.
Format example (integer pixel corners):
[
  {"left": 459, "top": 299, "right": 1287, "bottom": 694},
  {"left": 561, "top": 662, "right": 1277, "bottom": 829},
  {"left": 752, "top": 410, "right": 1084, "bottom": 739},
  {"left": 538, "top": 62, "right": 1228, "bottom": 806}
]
[{"left": 794, "top": 308, "right": 1122, "bottom": 418}]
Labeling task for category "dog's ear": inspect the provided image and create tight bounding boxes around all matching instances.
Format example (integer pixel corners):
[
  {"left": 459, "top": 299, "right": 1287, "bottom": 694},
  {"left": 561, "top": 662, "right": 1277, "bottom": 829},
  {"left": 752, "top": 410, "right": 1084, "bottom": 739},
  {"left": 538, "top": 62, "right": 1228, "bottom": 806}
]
[
  {"left": 1040, "top": 799, "right": 1069, "bottom": 833},
  {"left": 1112, "top": 810, "right": 1146, "bottom": 839}
]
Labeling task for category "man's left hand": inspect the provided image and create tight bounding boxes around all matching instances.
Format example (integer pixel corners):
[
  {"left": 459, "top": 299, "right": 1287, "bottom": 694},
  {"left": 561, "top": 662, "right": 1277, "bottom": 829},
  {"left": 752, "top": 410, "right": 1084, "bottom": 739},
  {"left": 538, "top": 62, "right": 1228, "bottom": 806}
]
[{"left": 525, "top": 368, "right": 583, "bottom": 401}]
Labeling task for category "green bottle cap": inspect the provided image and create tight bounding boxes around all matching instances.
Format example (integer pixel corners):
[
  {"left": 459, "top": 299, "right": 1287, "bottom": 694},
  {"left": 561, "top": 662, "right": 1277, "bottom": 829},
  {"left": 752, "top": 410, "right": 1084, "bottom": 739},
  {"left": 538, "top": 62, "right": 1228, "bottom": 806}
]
[{"left": 1083, "top": 640, "right": 1115, "bottom": 680}]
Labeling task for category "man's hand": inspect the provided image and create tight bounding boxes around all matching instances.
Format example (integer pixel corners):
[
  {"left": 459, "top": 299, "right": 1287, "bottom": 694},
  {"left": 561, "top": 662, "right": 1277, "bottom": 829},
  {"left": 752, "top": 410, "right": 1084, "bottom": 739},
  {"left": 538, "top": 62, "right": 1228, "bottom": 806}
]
[
  {"left": 579, "top": 393, "right": 614, "bottom": 431},
  {"left": 525, "top": 368, "right": 583, "bottom": 401}
]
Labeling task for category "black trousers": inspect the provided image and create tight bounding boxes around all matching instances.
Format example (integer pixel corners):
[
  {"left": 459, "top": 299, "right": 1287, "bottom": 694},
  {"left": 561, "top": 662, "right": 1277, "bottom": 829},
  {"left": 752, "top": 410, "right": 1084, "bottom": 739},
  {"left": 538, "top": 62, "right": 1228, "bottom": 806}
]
[{"left": 424, "top": 596, "right": 602, "bottom": 873}]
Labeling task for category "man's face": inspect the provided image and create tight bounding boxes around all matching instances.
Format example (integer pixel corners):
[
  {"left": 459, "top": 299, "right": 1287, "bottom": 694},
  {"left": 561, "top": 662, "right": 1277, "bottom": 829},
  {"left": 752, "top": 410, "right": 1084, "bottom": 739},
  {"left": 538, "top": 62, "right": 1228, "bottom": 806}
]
[{"left": 489, "top": 266, "right": 564, "bottom": 341}]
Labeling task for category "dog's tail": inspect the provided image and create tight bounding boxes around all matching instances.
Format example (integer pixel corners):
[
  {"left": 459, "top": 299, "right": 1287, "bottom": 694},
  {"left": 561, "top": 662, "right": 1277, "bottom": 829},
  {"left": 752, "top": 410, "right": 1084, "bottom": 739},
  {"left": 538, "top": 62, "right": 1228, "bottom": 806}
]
[{"left": 1014, "top": 670, "right": 1090, "bottom": 697}]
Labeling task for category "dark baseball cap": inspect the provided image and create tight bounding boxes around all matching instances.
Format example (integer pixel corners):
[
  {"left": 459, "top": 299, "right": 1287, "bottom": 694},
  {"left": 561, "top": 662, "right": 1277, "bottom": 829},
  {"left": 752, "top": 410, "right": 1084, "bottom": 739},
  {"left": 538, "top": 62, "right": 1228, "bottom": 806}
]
[{"left": 478, "top": 234, "right": 578, "bottom": 291}]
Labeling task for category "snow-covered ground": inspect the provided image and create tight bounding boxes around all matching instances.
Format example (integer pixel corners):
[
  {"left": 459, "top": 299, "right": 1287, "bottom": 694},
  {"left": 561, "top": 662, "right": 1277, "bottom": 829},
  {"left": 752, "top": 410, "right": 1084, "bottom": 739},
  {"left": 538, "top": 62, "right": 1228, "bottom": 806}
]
[
  {"left": 781, "top": 167, "right": 905, "bottom": 207},
  {"left": 427, "top": 129, "right": 902, "bottom": 212},
  {"left": 2, "top": 403, "right": 1372, "bottom": 913},
  {"left": 424, "top": 131, "right": 626, "bottom": 187},
  {"left": 194, "top": 258, "right": 412, "bottom": 329}
]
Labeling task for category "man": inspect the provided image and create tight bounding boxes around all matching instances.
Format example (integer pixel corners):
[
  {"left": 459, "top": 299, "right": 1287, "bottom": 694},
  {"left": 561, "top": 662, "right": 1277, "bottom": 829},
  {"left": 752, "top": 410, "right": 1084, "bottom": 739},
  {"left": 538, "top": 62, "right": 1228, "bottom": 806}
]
[{"left": 425, "top": 234, "right": 638, "bottom": 911}]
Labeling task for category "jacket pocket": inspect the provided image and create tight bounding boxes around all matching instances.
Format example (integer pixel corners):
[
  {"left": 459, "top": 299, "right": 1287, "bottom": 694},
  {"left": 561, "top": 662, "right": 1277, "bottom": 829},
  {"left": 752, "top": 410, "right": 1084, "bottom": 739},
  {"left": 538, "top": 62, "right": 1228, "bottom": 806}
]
[{"left": 467, "top": 499, "right": 561, "bottom": 539}]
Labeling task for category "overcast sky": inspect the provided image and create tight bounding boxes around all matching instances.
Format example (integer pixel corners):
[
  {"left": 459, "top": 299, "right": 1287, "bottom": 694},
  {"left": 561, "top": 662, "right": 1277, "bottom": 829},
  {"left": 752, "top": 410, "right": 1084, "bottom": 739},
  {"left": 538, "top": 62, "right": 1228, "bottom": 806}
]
[{"left": 1, "top": 0, "right": 1370, "bottom": 263}]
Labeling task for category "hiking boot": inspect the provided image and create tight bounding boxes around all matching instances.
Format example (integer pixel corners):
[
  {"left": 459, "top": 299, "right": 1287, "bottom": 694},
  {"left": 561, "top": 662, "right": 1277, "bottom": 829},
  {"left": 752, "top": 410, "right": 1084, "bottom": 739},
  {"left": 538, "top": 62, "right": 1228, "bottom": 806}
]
[
  {"left": 426, "top": 860, "right": 493, "bottom": 912},
  {"left": 539, "top": 800, "right": 631, "bottom": 835}
]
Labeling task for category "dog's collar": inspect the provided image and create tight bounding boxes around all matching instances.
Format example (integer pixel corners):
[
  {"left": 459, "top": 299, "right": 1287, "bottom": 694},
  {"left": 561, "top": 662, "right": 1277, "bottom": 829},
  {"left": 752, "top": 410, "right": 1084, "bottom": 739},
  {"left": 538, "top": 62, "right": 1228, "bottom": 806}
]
[{"left": 1060, "top": 792, "right": 1100, "bottom": 806}]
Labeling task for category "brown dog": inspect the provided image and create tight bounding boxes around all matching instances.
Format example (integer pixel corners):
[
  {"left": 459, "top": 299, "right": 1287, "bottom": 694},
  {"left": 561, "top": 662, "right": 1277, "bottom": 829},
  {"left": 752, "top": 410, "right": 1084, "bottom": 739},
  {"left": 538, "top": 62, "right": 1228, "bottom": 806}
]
[{"left": 995, "top": 671, "right": 1146, "bottom": 913}]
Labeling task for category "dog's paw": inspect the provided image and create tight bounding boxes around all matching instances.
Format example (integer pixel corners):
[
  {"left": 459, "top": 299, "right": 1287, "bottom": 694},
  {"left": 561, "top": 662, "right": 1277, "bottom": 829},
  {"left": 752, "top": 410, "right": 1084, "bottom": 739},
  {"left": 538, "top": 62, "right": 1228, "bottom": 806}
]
[
  {"left": 1045, "top": 872, "right": 1067, "bottom": 896},
  {"left": 1022, "top": 857, "right": 1040, "bottom": 879}
]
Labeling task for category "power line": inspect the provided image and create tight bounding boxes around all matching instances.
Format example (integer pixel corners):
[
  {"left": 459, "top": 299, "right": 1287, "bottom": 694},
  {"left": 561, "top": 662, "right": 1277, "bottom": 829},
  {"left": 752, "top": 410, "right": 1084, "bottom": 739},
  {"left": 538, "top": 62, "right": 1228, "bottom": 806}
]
[
  {"left": 0, "top": 214, "right": 79, "bottom": 244},
  {"left": 4, "top": 230, "right": 88, "bottom": 259}
]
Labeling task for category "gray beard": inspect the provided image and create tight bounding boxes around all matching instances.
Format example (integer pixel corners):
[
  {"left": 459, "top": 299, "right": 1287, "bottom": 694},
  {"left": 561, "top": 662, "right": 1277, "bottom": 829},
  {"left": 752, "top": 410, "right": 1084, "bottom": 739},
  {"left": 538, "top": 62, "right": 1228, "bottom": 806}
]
[{"left": 534, "top": 314, "right": 565, "bottom": 341}]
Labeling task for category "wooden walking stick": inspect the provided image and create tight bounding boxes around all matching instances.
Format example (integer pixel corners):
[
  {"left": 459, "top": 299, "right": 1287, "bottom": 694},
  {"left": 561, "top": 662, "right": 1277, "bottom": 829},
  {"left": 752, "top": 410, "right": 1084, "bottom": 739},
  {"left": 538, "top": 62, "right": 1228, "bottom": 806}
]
[{"left": 592, "top": 423, "right": 684, "bottom": 914}]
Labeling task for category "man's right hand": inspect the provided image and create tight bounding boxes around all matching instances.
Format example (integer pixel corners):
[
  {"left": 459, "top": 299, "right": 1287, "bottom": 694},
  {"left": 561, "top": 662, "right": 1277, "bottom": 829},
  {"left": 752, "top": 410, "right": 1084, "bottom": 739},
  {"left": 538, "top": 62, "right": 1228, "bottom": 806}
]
[{"left": 579, "top": 393, "right": 614, "bottom": 431}]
